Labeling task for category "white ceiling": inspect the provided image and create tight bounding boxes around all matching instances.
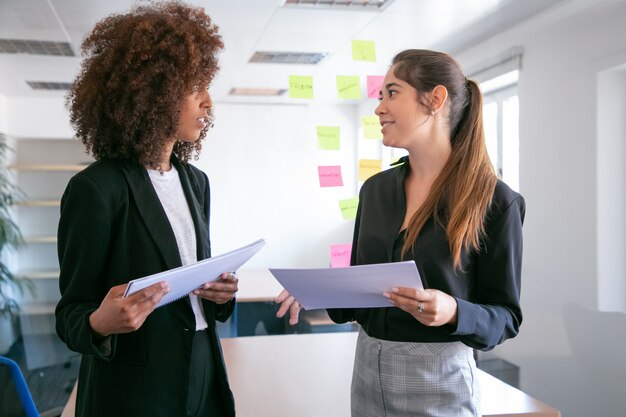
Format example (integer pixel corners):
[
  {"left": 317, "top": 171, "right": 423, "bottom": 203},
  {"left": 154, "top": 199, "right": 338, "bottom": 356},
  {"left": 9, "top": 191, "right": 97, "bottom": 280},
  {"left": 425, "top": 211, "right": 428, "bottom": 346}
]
[{"left": 0, "top": 0, "right": 565, "bottom": 103}]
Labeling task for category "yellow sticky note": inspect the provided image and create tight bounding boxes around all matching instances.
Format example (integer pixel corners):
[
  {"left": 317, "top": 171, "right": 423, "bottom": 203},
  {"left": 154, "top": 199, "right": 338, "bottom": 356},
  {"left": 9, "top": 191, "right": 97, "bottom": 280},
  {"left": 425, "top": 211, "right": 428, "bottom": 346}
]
[
  {"left": 358, "top": 159, "right": 382, "bottom": 182},
  {"left": 336, "top": 76, "right": 361, "bottom": 99},
  {"left": 317, "top": 126, "right": 340, "bottom": 150},
  {"left": 352, "top": 40, "right": 376, "bottom": 62},
  {"left": 289, "top": 75, "right": 313, "bottom": 99},
  {"left": 362, "top": 115, "right": 382, "bottom": 139},
  {"left": 339, "top": 196, "right": 359, "bottom": 220}
]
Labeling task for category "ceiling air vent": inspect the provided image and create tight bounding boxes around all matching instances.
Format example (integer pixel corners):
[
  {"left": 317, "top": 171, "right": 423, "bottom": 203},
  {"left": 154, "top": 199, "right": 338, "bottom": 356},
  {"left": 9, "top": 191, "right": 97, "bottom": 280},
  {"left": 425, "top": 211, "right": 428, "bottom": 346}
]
[
  {"left": 250, "top": 51, "right": 327, "bottom": 65},
  {"left": 229, "top": 88, "right": 287, "bottom": 96},
  {"left": 283, "top": 0, "right": 393, "bottom": 10},
  {"left": 0, "top": 38, "right": 74, "bottom": 57},
  {"left": 26, "top": 81, "right": 72, "bottom": 91}
]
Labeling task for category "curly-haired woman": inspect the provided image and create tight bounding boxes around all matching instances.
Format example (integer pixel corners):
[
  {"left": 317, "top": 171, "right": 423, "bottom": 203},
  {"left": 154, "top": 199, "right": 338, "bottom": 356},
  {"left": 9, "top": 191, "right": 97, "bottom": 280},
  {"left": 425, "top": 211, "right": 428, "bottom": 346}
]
[{"left": 55, "top": 2, "right": 237, "bottom": 416}]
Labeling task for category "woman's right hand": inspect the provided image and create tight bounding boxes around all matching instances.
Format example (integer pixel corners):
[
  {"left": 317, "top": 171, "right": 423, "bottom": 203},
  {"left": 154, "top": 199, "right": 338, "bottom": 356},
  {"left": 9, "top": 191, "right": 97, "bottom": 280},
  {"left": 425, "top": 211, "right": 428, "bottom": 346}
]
[
  {"left": 275, "top": 289, "right": 302, "bottom": 325},
  {"left": 88, "top": 281, "right": 170, "bottom": 337}
]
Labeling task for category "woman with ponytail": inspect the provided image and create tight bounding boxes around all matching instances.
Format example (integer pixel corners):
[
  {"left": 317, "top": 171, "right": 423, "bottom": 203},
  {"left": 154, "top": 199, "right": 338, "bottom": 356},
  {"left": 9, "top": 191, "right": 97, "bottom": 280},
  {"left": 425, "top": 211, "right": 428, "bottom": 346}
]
[{"left": 277, "top": 49, "right": 525, "bottom": 417}]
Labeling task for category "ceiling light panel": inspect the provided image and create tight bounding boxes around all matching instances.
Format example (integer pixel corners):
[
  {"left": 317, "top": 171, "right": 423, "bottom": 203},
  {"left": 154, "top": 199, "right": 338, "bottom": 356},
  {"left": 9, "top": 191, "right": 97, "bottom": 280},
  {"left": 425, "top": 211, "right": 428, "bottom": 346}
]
[
  {"left": 283, "top": 0, "right": 393, "bottom": 10},
  {"left": 0, "top": 38, "right": 74, "bottom": 56},
  {"left": 26, "top": 81, "right": 72, "bottom": 91},
  {"left": 229, "top": 88, "right": 287, "bottom": 96},
  {"left": 250, "top": 51, "right": 327, "bottom": 65}
]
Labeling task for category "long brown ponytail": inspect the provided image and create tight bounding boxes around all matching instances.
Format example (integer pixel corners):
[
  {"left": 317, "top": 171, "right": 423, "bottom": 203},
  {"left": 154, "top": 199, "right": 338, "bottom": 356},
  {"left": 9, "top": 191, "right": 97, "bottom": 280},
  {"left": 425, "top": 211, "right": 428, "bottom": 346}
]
[{"left": 394, "top": 50, "right": 497, "bottom": 270}]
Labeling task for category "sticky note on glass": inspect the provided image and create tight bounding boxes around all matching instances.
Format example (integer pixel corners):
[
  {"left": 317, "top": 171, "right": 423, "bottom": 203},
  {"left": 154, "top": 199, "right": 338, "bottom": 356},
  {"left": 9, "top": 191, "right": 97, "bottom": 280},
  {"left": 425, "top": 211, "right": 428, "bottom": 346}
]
[
  {"left": 336, "top": 76, "right": 361, "bottom": 99},
  {"left": 362, "top": 115, "right": 382, "bottom": 139},
  {"left": 339, "top": 196, "right": 359, "bottom": 220},
  {"left": 289, "top": 75, "right": 313, "bottom": 99},
  {"left": 358, "top": 159, "right": 382, "bottom": 181},
  {"left": 330, "top": 243, "right": 352, "bottom": 268},
  {"left": 318, "top": 165, "right": 344, "bottom": 187},
  {"left": 367, "top": 75, "right": 384, "bottom": 99},
  {"left": 317, "top": 126, "right": 340, "bottom": 150},
  {"left": 352, "top": 40, "right": 376, "bottom": 62}
]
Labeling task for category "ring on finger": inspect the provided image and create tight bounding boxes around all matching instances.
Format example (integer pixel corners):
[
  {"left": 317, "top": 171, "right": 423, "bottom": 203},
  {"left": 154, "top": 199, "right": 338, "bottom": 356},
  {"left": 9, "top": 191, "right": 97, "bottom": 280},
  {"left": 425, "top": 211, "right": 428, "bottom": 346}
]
[{"left": 417, "top": 301, "right": 424, "bottom": 313}]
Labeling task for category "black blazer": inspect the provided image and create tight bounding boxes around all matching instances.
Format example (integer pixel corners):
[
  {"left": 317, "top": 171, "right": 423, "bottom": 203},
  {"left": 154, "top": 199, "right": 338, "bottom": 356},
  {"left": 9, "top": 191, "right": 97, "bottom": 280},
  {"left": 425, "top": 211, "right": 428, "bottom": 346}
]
[
  {"left": 55, "top": 157, "right": 235, "bottom": 417},
  {"left": 328, "top": 157, "right": 524, "bottom": 351}
]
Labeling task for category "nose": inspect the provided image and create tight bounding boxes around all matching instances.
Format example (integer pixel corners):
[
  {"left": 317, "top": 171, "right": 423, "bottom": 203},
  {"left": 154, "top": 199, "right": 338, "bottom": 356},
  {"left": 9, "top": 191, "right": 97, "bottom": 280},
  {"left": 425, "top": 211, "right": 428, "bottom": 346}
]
[
  {"left": 198, "top": 88, "right": 212, "bottom": 109},
  {"left": 375, "top": 99, "right": 385, "bottom": 116}
]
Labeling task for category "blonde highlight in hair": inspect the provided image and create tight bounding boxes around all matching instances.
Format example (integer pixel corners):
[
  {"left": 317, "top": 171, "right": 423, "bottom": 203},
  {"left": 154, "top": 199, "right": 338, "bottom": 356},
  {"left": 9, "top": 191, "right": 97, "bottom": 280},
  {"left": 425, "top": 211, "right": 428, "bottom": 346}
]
[{"left": 394, "top": 50, "right": 497, "bottom": 270}]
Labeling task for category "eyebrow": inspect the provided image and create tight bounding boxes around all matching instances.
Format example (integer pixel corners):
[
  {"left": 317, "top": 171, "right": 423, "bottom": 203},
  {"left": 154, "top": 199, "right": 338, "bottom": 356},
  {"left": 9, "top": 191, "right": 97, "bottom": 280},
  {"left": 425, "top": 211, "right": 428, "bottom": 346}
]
[{"left": 384, "top": 82, "right": 402, "bottom": 90}]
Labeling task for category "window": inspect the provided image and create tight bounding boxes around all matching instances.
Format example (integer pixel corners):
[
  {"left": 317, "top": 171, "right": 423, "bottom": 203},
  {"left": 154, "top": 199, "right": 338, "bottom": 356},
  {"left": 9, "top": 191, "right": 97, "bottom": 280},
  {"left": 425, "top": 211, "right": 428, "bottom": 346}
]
[{"left": 482, "top": 70, "right": 520, "bottom": 192}]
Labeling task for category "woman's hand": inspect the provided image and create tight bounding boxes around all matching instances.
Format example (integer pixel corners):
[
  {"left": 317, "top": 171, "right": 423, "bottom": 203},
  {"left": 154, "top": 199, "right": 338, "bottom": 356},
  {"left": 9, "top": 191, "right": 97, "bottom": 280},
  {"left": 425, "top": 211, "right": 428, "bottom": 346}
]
[
  {"left": 89, "top": 281, "right": 170, "bottom": 337},
  {"left": 384, "top": 287, "right": 458, "bottom": 327},
  {"left": 275, "top": 289, "right": 302, "bottom": 325},
  {"left": 193, "top": 272, "right": 239, "bottom": 304}
]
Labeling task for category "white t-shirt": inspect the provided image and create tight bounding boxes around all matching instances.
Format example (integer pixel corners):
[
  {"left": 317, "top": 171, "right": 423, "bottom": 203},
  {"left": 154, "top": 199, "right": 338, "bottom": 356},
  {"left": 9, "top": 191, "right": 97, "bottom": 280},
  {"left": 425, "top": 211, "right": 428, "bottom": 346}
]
[{"left": 147, "top": 165, "right": 208, "bottom": 331}]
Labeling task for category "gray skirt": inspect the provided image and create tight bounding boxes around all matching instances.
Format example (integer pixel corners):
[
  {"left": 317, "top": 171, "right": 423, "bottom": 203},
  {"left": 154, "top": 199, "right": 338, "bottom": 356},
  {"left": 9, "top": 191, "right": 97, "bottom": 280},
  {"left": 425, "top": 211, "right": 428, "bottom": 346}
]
[{"left": 351, "top": 328, "right": 480, "bottom": 417}]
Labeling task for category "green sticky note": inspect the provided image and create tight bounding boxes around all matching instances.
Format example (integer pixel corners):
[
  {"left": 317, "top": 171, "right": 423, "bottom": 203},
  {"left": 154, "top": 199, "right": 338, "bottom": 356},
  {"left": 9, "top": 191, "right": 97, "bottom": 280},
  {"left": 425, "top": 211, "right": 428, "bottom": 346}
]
[
  {"left": 317, "top": 126, "right": 340, "bottom": 150},
  {"left": 339, "top": 196, "right": 359, "bottom": 220},
  {"left": 336, "top": 76, "right": 361, "bottom": 99},
  {"left": 362, "top": 115, "right": 382, "bottom": 139},
  {"left": 289, "top": 75, "right": 313, "bottom": 99},
  {"left": 352, "top": 40, "right": 376, "bottom": 62}
]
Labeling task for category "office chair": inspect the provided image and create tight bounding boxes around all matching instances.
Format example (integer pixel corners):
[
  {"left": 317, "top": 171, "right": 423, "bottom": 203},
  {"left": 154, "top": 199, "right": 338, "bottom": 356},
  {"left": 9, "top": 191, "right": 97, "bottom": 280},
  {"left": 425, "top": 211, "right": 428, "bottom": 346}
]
[{"left": 0, "top": 356, "right": 64, "bottom": 417}]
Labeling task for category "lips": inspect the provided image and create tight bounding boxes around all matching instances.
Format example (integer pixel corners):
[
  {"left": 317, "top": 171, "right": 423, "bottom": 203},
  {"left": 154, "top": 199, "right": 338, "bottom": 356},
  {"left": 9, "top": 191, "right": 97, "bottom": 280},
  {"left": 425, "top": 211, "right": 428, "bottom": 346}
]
[
  {"left": 196, "top": 116, "right": 209, "bottom": 128},
  {"left": 380, "top": 120, "right": 394, "bottom": 133}
]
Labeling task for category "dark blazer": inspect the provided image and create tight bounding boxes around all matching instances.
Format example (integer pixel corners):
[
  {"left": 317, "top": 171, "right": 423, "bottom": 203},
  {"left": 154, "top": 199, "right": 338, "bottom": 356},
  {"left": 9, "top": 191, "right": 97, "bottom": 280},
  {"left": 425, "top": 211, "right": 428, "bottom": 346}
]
[
  {"left": 328, "top": 157, "right": 524, "bottom": 351},
  {"left": 55, "top": 157, "right": 235, "bottom": 417}
]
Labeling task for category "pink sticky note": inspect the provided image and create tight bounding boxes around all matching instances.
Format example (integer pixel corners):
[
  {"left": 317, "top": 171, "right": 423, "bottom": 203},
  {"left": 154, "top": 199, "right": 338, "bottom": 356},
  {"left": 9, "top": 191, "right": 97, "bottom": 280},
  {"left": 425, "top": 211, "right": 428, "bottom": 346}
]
[
  {"left": 367, "top": 75, "right": 384, "bottom": 99},
  {"left": 318, "top": 165, "right": 344, "bottom": 187},
  {"left": 330, "top": 243, "right": 352, "bottom": 268}
]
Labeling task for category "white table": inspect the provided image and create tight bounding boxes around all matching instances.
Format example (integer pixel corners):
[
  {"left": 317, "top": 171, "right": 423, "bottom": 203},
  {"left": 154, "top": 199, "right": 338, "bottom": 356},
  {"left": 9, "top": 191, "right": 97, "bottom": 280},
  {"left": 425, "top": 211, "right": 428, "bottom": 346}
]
[
  {"left": 235, "top": 268, "right": 284, "bottom": 302},
  {"left": 221, "top": 332, "right": 561, "bottom": 417}
]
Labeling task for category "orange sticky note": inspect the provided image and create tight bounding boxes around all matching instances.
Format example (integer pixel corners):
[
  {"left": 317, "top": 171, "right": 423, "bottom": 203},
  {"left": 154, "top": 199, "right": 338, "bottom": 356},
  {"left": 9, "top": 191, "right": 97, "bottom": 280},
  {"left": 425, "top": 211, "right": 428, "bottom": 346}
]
[{"left": 358, "top": 159, "right": 382, "bottom": 181}]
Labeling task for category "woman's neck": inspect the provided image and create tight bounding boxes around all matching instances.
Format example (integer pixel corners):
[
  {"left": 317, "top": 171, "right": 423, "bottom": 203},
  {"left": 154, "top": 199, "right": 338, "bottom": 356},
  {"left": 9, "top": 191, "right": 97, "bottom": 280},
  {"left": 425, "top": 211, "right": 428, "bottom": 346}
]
[
  {"left": 406, "top": 136, "right": 451, "bottom": 184},
  {"left": 149, "top": 142, "right": 175, "bottom": 173}
]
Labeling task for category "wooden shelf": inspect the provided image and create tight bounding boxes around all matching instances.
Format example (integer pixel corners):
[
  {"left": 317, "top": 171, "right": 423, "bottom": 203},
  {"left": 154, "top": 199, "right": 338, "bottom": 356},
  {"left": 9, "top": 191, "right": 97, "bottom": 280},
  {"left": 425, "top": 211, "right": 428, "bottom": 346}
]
[
  {"left": 15, "top": 270, "right": 60, "bottom": 280},
  {"left": 9, "top": 164, "right": 87, "bottom": 172},
  {"left": 14, "top": 199, "right": 60, "bottom": 207},
  {"left": 24, "top": 236, "right": 57, "bottom": 244}
]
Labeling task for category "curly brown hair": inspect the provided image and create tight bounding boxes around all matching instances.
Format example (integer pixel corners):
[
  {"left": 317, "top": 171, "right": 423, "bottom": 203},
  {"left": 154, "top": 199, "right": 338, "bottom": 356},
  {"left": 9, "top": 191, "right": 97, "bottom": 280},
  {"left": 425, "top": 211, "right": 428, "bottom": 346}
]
[{"left": 67, "top": 1, "right": 223, "bottom": 166}]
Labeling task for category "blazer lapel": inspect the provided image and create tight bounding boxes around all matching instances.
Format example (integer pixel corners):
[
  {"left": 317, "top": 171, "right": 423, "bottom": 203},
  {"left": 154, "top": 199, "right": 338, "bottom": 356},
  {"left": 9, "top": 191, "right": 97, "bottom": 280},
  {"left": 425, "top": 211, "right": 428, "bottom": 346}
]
[{"left": 120, "top": 161, "right": 182, "bottom": 270}]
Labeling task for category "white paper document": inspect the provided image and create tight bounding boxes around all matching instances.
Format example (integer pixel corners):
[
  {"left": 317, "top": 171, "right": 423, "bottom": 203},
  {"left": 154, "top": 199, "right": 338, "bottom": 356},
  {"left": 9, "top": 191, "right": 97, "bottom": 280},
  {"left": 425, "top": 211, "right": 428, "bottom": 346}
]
[
  {"left": 268, "top": 261, "right": 423, "bottom": 310},
  {"left": 124, "top": 238, "right": 266, "bottom": 308}
]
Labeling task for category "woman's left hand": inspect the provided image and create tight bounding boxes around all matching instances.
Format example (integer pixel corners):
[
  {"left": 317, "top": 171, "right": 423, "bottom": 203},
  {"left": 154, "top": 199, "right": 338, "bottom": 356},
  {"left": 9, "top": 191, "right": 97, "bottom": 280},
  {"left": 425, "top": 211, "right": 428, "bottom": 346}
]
[
  {"left": 193, "top": 272, "right": 238, "bottom": 304},
  {"left": 383, "top": 288, "right": 458, "bottom": 327}
]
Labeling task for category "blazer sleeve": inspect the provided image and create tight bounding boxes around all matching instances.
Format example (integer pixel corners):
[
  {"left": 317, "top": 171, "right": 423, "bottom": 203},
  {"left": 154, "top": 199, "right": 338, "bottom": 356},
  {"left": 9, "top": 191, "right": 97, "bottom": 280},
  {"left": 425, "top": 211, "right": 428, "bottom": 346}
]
[
  {"left": 55, "top": 173, "right": 118, "bottom": 360},
  {"left": 451, "top": 195, "right": 525, "bottom": 351}
]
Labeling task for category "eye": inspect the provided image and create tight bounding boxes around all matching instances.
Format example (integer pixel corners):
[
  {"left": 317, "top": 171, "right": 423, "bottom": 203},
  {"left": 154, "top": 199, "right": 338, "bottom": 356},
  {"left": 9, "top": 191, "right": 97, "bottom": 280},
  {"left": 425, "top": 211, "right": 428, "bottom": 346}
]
[{"left": 388, "top": 89, "right": 398, "bottom": 97}]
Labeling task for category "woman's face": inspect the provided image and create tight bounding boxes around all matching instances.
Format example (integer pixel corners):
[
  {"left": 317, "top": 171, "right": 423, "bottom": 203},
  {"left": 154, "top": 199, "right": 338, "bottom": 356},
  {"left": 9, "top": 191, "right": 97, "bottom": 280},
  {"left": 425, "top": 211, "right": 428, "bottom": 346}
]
[
  {"left": 374, "top": 67, "right": 432, "bottom": 149},
  {"left": 175, "top": 88, "right": 213, "bottom": 142}
]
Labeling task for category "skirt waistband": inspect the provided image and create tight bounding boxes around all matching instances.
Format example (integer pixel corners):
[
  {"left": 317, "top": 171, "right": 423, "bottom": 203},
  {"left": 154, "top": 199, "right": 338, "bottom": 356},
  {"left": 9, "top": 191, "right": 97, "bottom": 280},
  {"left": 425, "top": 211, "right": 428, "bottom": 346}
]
[{"left": 358, "top": 328, "right": 472, "bottom": 358}]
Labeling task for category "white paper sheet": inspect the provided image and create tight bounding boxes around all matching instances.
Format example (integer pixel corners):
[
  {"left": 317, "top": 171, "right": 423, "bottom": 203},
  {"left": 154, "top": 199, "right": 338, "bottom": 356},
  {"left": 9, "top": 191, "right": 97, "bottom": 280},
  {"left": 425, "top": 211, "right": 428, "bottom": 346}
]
[
  {"left": 124, "top": 238, "right": 265, "bottom": 308},
  {"left": 268, "top": 261, "right": 423, "bottom": 310}
]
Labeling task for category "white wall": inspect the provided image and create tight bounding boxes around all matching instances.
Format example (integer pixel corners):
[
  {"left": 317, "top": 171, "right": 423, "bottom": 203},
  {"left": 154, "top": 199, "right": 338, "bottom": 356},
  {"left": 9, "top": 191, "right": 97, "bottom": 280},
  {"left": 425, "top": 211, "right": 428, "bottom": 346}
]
[
  {"left": 456, "top": 1, "right": 626, "bottom": 416},
  {"left": 194, "top": 102, "right": 358, "bottom": 268},
  {"left": 597, "top": 66, "right": 626, "bottom": 313},
  {"left": 6, "top": 96, "right": 73, "bottom": 139}
]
